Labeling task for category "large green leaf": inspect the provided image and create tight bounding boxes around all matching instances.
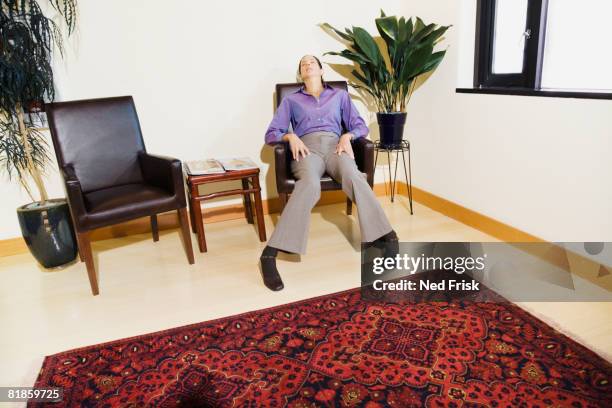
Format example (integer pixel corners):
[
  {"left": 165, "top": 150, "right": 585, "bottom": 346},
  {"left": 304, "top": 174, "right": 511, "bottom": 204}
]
[
  {"left": 419, "top": 50, "right": 447, "bottom": 75},
  {"left": 321, "top": 22, "right": 354, "bottom": 43},
  {"left": 351, "top": 69, "right": 372, "bottom": 88},
  {"left": 325, "top": 50, "right": 369, "bottom": 66},
  {"left": 411, "top": 23, "right": 437, "bottom": 45},
  {"left": 401, "top": 17, "right": 413, "bottom": 42},
  {"left": 376, "top": 16, "right": 398, "bottom": 42},
  {"left": 426, "top": 26, "right": 450, "bottom": 46},
  {"left": 376, "top": 15, "right": 399, "bottom": 72},
  {"left": 413, "top": 17, "right": 426, "bottom": 35},
  {"left": 403, "top": 43, "right": 434, "bottom": 82},
  {"left": 394, "top": 17, "right": 413, "bottom": 68},
  {"left": 352, "top": 26, "right": 383, "bottom": 66}
]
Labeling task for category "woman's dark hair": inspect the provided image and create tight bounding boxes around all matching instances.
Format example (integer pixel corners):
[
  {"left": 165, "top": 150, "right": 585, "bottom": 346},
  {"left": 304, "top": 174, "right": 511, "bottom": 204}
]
[{"left": 297, "top": 55, "right": 325, "bottom": 85}]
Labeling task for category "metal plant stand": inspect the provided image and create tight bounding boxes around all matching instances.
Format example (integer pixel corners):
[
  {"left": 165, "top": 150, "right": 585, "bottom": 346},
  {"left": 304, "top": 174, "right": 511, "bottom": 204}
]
[{"left": 373, "top": 140, "right": 413, "bottom": 214}]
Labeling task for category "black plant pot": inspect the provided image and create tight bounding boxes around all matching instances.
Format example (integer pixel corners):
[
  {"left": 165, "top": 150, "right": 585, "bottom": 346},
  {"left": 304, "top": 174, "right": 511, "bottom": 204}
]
[
  {"left": 377, "top": 112, "right": 407, "bottom": 148},
  {"left": 17, "top": 199, "right": 77, "bottom": 268}
]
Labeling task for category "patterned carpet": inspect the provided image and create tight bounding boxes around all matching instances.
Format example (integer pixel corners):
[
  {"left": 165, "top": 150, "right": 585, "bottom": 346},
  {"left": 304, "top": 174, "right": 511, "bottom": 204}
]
[{"left": 31, "top": 281, "right": 611, "bottom": 407}]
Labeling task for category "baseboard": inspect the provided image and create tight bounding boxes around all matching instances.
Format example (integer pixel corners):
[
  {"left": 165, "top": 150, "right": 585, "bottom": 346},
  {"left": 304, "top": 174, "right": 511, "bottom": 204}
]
[
  {"left": 0, "top": 181, "right": 539, "bottom": 257},
  {"left": 400, "top": 183, "right": 542, "bottom": 242},
  {"left": 0, "top": 237, "right": 28, "bottom": 257}
]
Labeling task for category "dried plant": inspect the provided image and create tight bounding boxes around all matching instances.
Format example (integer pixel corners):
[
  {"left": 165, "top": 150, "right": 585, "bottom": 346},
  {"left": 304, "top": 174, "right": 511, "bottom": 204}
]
[{"left": 0, "top": 0, "right": 77, "bottom": 202}]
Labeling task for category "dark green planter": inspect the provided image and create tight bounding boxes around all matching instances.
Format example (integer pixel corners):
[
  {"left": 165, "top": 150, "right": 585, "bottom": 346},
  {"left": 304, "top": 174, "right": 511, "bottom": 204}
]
[
  {"left": 377, "top": 112, "right": 407, "bottom": 148},
  {"left": 17, "top": 199, "right": 77, "bottom": 268}
]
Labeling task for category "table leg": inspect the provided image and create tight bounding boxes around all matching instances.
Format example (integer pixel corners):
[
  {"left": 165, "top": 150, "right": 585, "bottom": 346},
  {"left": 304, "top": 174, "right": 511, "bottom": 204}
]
[
  {"left": 241, "top": 178, "right": 254, "bottom": 224},
  {"left": 251, "top": 175, "right": 267, "bottom": 242},
  {"left": 191, "top": 195, "right": 207, "bottom": 253},
  {"left": 188, "top": 189, "right": 197, "bottom": 234}
]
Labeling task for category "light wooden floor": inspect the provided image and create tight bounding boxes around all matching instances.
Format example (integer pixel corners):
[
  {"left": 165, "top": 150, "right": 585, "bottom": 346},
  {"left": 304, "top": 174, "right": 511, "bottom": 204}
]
[{"left": 0, "top": 195, "right": 610, "bottom": 393}]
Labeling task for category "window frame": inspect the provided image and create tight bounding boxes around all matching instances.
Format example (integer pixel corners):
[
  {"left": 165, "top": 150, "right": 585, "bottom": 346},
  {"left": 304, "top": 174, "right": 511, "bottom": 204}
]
[
  {"left": 474, "top": 0, "right": 548, "bottom": 89},
  {"left": 463, "top": 0, "right": 612, "bottom": 99}
]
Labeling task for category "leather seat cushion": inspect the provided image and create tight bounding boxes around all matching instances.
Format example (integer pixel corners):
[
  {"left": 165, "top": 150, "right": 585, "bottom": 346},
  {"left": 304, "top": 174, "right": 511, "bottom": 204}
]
[{"left": 81, "top": 183, "right": 179, "bottom": 229}]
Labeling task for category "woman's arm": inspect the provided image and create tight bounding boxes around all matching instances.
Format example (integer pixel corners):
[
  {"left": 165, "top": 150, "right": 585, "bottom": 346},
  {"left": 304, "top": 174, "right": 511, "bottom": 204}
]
[
  {"left": 265, "top": 97, "right": 292, "bottom": 145},
  {"left": 265, "top": 96, "right": 310, "bottom": 160},
  {"left": 340, "top": 91, "right": 369, "bottom": 140}
]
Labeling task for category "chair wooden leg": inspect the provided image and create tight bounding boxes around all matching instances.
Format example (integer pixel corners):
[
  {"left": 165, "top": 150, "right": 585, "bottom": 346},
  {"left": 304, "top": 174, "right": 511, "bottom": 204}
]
[
  {"left": 75, "top": 233, "right": 85, "bottom": 262},
  {"left": 279, "top": 193, "right": 288, "bottom": 214},
  {"left": 188, "top": 191, "right": 197, "bottom": 233},
  {"left": 77, "top": 231, "right": 99, "bottom": 296},
  {"left": 251, "top": 175, "right": 266, "bottom": 241},
  {"left": 177, "top": 207, "right": 195, "bottom": 264},
  {"left": 189, "top": 208, "right": 196, "bottom": 233},
  {"left": 346, "top": 198, "right": 353, "bottom": 215},
  {"left": 150, "top": 214, "right": 159, "bottom": 242}
]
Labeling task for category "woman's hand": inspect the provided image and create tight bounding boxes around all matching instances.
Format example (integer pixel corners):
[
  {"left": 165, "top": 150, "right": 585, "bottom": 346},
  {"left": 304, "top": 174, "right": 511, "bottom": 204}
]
[
  {"left": 283, "top": 133, "right": 310, "bottom": 162},
  {"left": 335, "top": 133, "right": 355, "bottom": 159}
]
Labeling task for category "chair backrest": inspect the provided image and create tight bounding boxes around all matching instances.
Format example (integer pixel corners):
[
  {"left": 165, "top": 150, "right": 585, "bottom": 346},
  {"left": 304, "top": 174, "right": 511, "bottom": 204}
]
[
  {"left": 47, "top": 96, "right": 146, "bottom": 193},
  {"left": 275, "top": 80, "right": 348, "bottom": 108}
]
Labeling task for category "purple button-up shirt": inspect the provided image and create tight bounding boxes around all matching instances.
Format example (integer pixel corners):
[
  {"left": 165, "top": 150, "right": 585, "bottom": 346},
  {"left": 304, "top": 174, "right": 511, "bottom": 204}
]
[{"left": 265, "top": 84, "right": 369, "bottom": 145}]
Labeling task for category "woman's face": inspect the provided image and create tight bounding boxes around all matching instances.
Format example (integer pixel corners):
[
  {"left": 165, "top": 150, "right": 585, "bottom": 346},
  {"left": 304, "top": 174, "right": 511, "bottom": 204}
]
[{"left": 299, "top": 55, "right": 323, "bottom": 81}]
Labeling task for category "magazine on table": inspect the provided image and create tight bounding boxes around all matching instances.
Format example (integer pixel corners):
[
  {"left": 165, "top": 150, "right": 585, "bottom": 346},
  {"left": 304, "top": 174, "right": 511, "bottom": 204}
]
[
  {"left": 217, "top": 157, "right": 258, "bottom": 171},
  {"left": 185, "top": 157, "right": 258, "bottom": 175},
  {"left": 184, "top": 159, "right": 225, "bottom": 175}
]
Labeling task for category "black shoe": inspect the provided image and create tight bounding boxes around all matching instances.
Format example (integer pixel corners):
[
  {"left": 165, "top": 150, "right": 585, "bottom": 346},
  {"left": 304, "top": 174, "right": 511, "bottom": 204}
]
[
  {"left": 379, "top": 230, "right": 398, "bottom": 243},
  {"left": 259, "top": 247, "right": 284, "bottom": 291},
  {"left": 364, "top": 230, "right": 398, "bottom": 247},
  {"left": 376, "top": 230, "right": 399, "bottom": 259},
  {"left": 383, "top": 235, "right": 400, "bottom": 259}
]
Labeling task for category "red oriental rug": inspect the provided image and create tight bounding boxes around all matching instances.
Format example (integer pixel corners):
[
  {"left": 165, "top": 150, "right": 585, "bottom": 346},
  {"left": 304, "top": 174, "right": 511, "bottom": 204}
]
[{"left": 32, "top": 285, "right": 611, "bottom": 407}]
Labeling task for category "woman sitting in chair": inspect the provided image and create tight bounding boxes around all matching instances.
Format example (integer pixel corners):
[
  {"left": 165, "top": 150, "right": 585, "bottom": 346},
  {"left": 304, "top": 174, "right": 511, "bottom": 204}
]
[{"left": 260, "top": 55, "right": 398, "bottom": 291}]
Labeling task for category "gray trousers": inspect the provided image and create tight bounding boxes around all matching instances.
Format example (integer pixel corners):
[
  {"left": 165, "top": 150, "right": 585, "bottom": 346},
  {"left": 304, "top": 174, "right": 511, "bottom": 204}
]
[{"left": 267, "top": 131, "right": 393, "bottom": 254}]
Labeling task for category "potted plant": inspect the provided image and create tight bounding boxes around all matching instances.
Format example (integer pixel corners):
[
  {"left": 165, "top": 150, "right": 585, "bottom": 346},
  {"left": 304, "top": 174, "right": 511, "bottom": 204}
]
[
  {"left": 323, "top": 11, "right": 450, "bottom": 147},
  {"left": 1, "top": 0, "right": 79, "bottom": 267}
]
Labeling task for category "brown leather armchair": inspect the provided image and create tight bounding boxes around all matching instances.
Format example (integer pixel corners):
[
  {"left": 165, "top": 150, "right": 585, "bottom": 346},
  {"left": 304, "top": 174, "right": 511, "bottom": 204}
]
[
  {"left": 47, "top": 96, "right": 194, "bottom": 295},
  {"left": 271, "top": 81, "right": 374, "bottom": 214}
]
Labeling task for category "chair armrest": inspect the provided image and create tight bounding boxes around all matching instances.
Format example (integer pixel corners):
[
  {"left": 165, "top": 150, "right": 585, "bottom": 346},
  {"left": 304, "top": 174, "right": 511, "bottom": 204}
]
[
  {"left": 270, "top": 141, "right": 292, "bottom": 193},
  {"left": 60, "top": 164, "right": 87, "bottom": 225},
  {"left": 352, "top": 138, "right": 374, "bottom": 186},
  {"left": 138, "top": 152, "right": 186, "bottom": 206}
]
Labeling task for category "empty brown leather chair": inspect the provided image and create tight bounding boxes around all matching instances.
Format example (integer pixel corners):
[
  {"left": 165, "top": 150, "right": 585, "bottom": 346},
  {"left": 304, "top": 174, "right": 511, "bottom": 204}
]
[
  {"left": 271, "top": 81, "right": 375, "bottom": 214},
  {"left": 47, "top": 96, "right": 194, "bottom": 295}
]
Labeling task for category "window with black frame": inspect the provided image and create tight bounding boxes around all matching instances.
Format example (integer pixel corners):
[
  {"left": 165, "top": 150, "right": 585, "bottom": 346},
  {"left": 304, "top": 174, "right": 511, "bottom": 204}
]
[{"left": 461, "top": 0, "right": 612, "bottom": 99}]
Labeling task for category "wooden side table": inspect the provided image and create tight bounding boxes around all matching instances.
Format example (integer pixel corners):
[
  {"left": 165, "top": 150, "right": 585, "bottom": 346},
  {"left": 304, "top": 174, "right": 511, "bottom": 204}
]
[{"left": 186, "top": 168, "right": 266, "bottom": 252}]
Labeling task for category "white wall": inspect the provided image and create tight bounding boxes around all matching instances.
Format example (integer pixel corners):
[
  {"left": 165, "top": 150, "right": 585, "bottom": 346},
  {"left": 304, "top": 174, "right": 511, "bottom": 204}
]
[
  {"left": 0, "top": 0, "right": 407, "bottom": 240},
  {"left": 2, "top": 0, "right": 610, "bottom": 242},
  {"left": 412, "top": 0, "right": 612, "bottom": 241}
]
